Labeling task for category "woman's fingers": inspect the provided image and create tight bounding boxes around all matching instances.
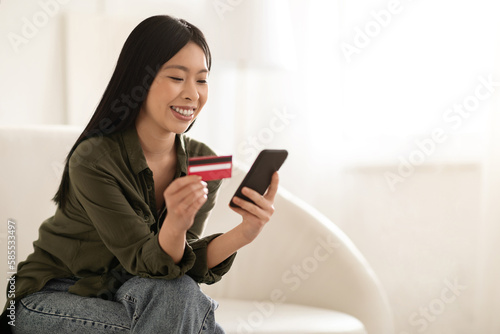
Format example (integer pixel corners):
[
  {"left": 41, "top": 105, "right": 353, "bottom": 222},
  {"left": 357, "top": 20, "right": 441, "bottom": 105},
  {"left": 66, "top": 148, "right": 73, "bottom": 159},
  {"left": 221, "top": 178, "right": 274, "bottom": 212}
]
[
  {"left": 176, "top": 180, "right": 207, "bottom": 206},
  {"left": 232, "top": 172, "right": 280, "bottom": 216},
  {"left": 242, "top": 187, "right": 273, "bottom": 212},
  {"left": 264, "top": 172, "right": 279, "bottom": 202},
  {"left": 164, "top": 175, "right": 208, "bottom": 217},
  {"left": 165, "top": 176, "right": 206, "bottom": 202},
  {"left": 229, "top": 173, "right": 280, "bottom": 243},
  {"left": 165, "top": 175, "right": 201, "bottom": 193},
  {"left": 228, "top": 201, "right": 247, "bottom": 217},
  {"left": 232, "top": 195, "right": 266, "bottom": 218}
]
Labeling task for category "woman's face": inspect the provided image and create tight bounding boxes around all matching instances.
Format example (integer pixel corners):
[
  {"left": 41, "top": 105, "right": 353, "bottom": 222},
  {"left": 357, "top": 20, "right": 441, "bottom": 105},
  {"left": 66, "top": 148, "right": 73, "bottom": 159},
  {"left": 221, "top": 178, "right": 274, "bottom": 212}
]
[{"left": 138, "top": 41, "right": 209, "bottom": 135}]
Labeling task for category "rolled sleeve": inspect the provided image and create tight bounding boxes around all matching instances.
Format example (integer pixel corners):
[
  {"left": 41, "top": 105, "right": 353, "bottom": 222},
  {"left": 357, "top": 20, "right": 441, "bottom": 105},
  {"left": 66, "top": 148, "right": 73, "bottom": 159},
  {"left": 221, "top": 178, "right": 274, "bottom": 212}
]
[
  {"left": 186, "top": 234, "right": 237, "bottom": 284},
  {"left": 141, "top": 235, "right": 196, "bottom": 278}
]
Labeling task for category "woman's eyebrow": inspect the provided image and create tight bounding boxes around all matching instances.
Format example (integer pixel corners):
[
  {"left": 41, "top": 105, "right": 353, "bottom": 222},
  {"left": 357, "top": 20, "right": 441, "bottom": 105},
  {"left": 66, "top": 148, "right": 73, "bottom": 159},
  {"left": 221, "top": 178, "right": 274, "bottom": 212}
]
[{"left": 162, "top": 65, "right": 208, "bottom": 74}]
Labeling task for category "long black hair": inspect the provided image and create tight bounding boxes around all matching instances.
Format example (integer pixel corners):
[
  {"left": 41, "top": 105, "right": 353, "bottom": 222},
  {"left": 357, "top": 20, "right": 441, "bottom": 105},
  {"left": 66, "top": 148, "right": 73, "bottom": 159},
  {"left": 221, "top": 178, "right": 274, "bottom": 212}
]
[{"left": 53, "top": 15, "right": 212, "bottom": 210}]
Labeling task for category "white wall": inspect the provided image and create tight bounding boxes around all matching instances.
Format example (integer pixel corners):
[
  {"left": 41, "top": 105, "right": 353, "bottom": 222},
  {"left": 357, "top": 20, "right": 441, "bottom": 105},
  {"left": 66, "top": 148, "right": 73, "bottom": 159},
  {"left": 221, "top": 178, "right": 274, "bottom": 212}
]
[{"left": 0, "top": 0, "right": 67, "bottom": 124}]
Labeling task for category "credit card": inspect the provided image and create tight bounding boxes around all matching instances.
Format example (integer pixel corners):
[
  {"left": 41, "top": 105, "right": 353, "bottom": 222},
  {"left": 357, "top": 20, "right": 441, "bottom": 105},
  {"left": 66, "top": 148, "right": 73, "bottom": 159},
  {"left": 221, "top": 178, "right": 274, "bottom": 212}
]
[{"left": 188, "top": 155, "right": 232, "bottom": 181}]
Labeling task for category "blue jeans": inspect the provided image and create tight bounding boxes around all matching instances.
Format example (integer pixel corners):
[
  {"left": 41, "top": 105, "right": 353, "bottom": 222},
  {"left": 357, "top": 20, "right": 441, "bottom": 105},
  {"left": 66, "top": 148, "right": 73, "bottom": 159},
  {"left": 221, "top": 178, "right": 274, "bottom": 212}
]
[{"left": 13, "top": 276, "right": 224, "bottom": 333}]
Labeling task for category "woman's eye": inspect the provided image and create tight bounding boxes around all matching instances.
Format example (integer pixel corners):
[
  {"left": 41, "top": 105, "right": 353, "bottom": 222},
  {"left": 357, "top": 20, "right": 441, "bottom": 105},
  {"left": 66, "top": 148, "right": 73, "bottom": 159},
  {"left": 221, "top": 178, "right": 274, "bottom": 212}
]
[
  {"left": 197, "top": 79, "right": 208, "bottom": 84},
  {"left": 168, "top": 77, "right": 183, "bottom": 81}
]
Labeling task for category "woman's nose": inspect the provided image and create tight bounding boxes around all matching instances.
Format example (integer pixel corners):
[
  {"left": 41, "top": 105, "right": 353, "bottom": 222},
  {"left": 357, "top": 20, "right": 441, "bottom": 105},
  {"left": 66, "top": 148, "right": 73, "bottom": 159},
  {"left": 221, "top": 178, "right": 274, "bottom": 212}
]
[{"left": 182, "top": 80, "right": 199, "bottom": 101}]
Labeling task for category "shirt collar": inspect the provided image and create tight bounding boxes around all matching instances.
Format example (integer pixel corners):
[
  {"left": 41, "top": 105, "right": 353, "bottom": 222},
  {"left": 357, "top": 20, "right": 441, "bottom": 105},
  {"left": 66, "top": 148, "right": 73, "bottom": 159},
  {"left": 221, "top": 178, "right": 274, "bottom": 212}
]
[
  {"left": 175, "top": 134, "right": 188, "bottom": 177},
  {"left": 121, "top": 127, "right": 188, "bottom": 176}
]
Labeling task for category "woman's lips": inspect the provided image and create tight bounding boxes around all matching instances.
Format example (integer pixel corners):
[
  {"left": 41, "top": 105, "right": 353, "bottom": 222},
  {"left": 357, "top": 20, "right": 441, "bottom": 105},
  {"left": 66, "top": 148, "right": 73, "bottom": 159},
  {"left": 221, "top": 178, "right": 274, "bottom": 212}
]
[{"left": 170, "top": 106, "right": 195, "bottom": 121}]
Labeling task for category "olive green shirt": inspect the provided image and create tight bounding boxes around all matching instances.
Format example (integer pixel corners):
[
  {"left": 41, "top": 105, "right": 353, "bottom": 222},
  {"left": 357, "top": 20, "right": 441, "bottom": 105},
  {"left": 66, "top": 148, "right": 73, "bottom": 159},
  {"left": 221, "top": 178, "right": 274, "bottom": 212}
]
[{"left": 3, "top": 127, "right": 235, "bottom": 313}]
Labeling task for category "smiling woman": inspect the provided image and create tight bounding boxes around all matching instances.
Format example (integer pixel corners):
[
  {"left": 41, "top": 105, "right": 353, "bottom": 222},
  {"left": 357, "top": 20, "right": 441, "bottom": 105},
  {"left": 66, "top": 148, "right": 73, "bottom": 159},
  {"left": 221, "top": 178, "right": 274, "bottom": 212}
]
[
  {"left": 137, "top": 43, "right": 209, "bottom": 135},
  {"left": 1, "top": 15, "right": 280, "bottom": 334}
]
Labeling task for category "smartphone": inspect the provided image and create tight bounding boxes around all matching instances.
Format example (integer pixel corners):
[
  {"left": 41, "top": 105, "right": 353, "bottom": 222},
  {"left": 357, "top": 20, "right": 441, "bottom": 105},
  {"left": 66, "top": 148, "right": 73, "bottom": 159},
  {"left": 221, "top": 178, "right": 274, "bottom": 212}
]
[{"left": 230, "top": 149, "right": 288, "bottom": 208}]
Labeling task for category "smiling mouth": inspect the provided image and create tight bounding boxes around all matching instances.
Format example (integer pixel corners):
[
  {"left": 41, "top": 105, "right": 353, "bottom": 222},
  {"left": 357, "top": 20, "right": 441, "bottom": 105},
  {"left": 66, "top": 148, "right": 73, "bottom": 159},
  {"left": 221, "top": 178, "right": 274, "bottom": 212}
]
[{"left": 171, "top": 106, "right": 195, "bottom": 117}]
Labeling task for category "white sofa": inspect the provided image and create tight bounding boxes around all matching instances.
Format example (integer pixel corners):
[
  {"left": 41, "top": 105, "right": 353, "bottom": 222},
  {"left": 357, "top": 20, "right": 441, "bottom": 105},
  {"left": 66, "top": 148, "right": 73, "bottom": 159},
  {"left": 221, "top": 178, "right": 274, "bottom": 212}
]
[{"left": 0, "top": 125, "right": 395, "bottom": 334}]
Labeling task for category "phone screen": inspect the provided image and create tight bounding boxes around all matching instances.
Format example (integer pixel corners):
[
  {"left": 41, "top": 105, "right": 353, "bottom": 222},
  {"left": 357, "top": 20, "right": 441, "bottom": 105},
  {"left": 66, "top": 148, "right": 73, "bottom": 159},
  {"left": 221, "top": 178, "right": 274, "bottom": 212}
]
[{"left": 230, "top": 149, "right": 288, "bottom": 208}]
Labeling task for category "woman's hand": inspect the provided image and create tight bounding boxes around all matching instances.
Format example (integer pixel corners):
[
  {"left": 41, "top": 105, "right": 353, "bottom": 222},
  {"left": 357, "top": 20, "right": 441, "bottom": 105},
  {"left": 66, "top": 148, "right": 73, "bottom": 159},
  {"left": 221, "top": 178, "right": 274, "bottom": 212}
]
[
  {"left": 159, "top": 175, "right": 207, "bottom": 263},
  {"left": 206, "top": 172, "right": 279, "bottom": 268},
  {"left": 230, "top": 172, "right": 279, "bottom": 243},
  {"left": 162, "top": 175, "right": 208, "bottom": 233}
]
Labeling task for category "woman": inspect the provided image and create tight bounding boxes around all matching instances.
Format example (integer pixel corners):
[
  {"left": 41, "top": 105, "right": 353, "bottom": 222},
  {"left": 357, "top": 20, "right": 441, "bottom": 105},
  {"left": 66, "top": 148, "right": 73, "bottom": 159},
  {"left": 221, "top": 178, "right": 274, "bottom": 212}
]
[{"left": 2, "top": 15, "right": 279, "bottom": 333}]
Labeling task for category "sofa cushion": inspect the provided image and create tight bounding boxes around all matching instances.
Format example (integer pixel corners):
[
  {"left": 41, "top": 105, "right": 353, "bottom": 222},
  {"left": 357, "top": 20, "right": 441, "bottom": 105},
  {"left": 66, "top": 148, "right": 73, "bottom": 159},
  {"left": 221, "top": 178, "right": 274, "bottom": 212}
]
[{"left": 215, "top": 299, "right": 366, "bottom": 334}]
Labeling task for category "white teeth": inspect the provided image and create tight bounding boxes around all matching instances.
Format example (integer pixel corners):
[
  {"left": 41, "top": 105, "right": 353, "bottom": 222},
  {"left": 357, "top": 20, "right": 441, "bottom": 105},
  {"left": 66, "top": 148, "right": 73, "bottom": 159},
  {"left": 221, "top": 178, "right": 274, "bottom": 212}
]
[{"left": 173, "top": 106, "right": 194, "bottom": 116}]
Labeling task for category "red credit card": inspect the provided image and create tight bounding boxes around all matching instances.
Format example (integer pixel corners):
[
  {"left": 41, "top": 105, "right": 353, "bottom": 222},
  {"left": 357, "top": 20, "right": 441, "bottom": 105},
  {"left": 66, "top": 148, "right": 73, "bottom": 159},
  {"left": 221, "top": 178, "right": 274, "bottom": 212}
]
[{"left": 188, "top": 155, "right": 232, "bottom": 181}]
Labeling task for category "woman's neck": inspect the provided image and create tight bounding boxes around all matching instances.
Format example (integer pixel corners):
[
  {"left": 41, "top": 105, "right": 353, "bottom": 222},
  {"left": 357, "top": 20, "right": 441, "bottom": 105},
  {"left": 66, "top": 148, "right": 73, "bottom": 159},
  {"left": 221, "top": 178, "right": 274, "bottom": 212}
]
[{"left": 135, "top": 120, "right": 176, "bottom": 164}]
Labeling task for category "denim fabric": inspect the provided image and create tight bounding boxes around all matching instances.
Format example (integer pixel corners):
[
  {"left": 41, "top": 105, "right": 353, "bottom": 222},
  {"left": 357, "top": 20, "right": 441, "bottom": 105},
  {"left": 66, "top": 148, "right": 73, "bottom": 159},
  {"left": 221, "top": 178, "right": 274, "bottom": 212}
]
[{"left": 13, "top": 276, "right": 224, "bottom": 334}]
